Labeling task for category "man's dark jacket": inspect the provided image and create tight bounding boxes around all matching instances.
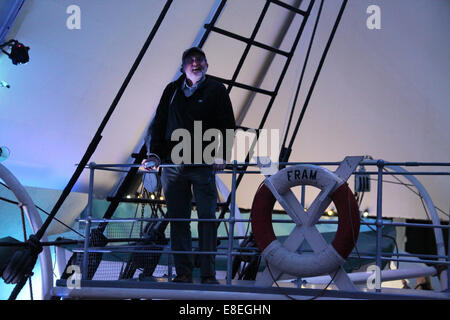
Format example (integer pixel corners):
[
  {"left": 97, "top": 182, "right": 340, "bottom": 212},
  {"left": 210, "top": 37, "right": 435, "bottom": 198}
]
[{"left": 147, "top": 75, "right": 236, "bottom": 164}]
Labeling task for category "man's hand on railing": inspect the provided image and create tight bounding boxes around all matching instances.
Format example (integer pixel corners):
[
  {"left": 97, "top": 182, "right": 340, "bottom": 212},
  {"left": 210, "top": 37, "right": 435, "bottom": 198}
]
[{"left": 142, "top": 154, "right": 161, "bottom": 171}]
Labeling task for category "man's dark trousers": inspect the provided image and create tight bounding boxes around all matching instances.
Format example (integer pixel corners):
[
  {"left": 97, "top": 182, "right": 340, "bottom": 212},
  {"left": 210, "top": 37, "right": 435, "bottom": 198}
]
[{"left": 161, "top": 165, "right": 218, "bottom": 278}]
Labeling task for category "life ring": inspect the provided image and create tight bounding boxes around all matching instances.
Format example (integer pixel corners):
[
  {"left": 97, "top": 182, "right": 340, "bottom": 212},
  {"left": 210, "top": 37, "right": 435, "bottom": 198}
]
[{"left": 250, "top": 164, "right": 360, "bottom": 278}]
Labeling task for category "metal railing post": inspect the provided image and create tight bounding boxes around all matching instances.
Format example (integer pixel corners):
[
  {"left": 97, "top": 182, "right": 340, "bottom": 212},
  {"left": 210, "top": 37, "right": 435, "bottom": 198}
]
[
  {"left": 168, "top": 240, "right": 173, "bottom": 280},
  {"left": 301, "top": 184, "right": 305, "bottom": 208},
  {"left": 447, "top": 217, "right": 450, "bottom": 291},
  {"left": 375, "top": 160, "right": 384, "bottom": 292},
  {"left": 226, "top": 160, "right": 237, "bottom": 285},
  {"left": 82, "top": 162, "right": 95, "bottom": 280}
]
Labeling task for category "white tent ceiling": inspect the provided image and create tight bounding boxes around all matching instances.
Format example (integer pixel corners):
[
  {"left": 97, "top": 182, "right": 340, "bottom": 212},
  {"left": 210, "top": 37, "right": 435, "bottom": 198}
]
[{"left": 0, "top": 0, "right": 449, "bottom": 222}]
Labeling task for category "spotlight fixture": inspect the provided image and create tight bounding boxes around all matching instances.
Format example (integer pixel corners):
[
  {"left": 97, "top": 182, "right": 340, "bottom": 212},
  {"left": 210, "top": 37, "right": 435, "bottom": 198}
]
[
  {"left": 362, "top": 209, "right": 369, "bottom": 218},
  {"left": 1, "top": 39, "right": 30, "bottom": 65}
]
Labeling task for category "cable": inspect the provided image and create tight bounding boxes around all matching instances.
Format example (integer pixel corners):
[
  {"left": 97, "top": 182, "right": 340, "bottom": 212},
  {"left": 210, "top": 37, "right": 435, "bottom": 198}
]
[
  {"left": 357, "top": 190, "right": 365, "bottom": 208},
  {"left": 239, "top": 180, "right": 265, "bottom": 279},
  {"left": 266, "top": 262, "right": 340, "bottom": 300},
  {"left": 369, "top": 177, "right": 414, "bottom": 188},
  {"left": 364, "top": 222, "right": 400, "bottom": 270},
  {"left": 281, "top": 0, "right": 324, "bottom": 149},
  {"left": 19, "top": 205, "right": 33, "bottom": 300},
  {"left": 418, "top": 195, "right": 432, "bottom": 222},
  {"left": 286, "top": 0, "right": 348, "bottom": 152},
  {"left": 309, "top": 269, "right": 338, "bottom": 300},
  {"left": 356, "top": 164, "right": 447, "bottom": 270},
  {"left": 1, "top": 182, "right": 133, "bottom": 281},
  {"left": 118, "top": 197, "right": 142, "bottom": 278},
  {"left": 266, "top": 263, "right": 297, "bottom": 300},
  {"left": 235, "top": 220, "right": 255, "bottom": 280},
  {"left": 346, "top": 191, "right": 363, "bottom": 271},
  {"left": 379, "top": 166, "right": 449, "bottom": 275},
  {"left": 378, "top": 169, "right": 449, "bottom": 218},
  {"left": 0, "top": 182, "right": 84, "bottom": 237}
]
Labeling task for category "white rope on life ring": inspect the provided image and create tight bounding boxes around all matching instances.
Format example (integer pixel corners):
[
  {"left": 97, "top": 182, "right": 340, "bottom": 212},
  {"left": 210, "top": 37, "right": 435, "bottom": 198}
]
[{"left": 251, "top": 164, "right": 360, "bottom": 278}]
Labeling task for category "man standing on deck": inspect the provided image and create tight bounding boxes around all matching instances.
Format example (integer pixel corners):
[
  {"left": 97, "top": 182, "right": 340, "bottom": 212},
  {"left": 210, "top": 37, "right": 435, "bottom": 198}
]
[{"left": 142, "top": 47, "right": 235, "bottom": 284}]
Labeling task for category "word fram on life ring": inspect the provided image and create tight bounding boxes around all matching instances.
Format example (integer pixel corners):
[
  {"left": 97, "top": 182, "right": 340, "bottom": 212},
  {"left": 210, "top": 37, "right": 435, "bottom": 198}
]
[{"left": 250, "top": 164, "right": 360, "bottom": 278}]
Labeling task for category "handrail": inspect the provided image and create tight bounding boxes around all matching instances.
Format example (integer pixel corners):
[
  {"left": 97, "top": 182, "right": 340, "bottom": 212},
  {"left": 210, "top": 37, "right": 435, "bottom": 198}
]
[{"left": 74, "top": 159, "right": 449, "bottom": 295}]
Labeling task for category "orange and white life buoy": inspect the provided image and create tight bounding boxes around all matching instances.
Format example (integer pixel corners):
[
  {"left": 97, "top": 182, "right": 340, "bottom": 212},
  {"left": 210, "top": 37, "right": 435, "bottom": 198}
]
[{"left": 251, "top": 164, "right": 360, "bottom": 278}]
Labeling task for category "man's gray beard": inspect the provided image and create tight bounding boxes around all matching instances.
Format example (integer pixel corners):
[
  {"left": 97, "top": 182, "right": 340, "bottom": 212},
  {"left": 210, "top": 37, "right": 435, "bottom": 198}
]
[{"left": 187, "top": 71, "right": 205, "bottom": 83}]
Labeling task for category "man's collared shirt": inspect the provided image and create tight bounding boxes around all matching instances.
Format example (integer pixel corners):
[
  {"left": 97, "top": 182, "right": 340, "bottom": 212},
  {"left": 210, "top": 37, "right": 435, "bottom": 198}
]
[{"left": 182, "top": 75, "right": 206, "bottom": 97}]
